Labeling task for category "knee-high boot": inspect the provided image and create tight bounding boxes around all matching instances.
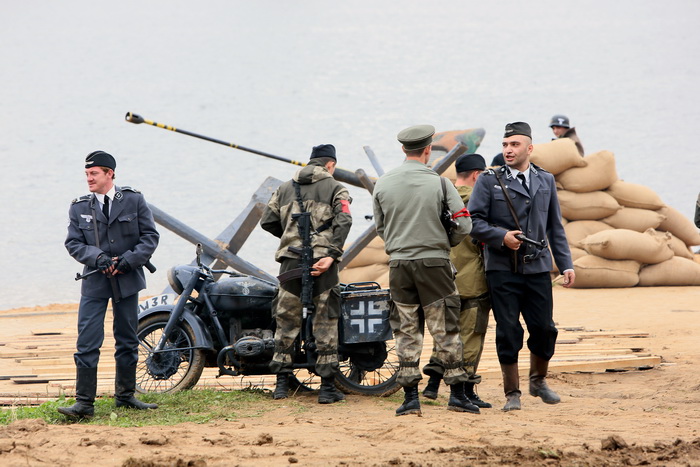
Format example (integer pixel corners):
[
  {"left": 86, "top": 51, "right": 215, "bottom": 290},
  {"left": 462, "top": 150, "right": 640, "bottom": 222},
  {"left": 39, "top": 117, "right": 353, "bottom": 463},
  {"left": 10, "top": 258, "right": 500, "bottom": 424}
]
[
  {"left": 58, "top": 367, "right": 98, "bottom": 419},
  {"left": 115, "top": 365, "right": 158, "bottom": 409},
  {"left": 500, "top": 363, "right": 521, "bottom": 412},
  {"left": 529, "top": 354, "right": 560, "bottom": 404}
]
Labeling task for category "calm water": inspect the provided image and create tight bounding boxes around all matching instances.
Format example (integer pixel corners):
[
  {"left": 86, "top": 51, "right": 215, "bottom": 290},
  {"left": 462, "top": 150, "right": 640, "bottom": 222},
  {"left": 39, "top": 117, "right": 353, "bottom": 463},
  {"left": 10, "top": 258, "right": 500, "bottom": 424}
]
[{"left": 1, "top": 1, "right": 698, "bottom": 309}]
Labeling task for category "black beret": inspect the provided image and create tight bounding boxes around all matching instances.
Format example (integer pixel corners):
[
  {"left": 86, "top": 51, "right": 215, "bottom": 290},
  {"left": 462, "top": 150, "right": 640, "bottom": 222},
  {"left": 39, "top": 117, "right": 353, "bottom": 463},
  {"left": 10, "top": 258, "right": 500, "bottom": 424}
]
[
  {"left": 310, "top": 144, "right": 336, "bottom": 161},
  {"left": 455, "top": 153, "right": 486, "bottom": 173},
  {"left": 397, "top": 124, "right": 435, "bottom": 151},
  {"left": 503, "top": 122, "right": 532, "bottom": 139},
  {"left": 85, "top": 150, "right": 116, "bottom": 170}
]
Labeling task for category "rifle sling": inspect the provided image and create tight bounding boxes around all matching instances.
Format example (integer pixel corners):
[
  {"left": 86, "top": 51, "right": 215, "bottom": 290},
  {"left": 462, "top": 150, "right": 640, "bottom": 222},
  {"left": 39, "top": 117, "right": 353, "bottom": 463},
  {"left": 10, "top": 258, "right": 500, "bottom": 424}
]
[{"left": 493, "top": 170, "right": 523, "bottom": 273}]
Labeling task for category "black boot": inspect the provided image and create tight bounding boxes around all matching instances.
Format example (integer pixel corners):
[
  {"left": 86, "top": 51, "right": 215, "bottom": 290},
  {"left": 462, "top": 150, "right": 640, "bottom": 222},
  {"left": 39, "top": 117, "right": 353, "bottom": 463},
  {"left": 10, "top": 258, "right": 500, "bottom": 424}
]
[
  {"left": 465, "top": 382, "right": 492, "bottom": 409},
  {"left": 58, "top": 367, "right": 97, "bottom": 419},
  {"left": 115, "top": 366, "right": 158, "bottom": 410},
  {"left": 273, "top": 373, "right": 290, "bottom": 400},
  {"left": 396, "top": 385, "right": 421, "bottom": 416},
  {"left": 318, "top": 376, "right": 346, "bottom": 404},
  {"left": 422, "top": 374, "right": 442, "bottom": 400},
  {"left": 501, "top": 363, "right": 522, "bottom": 412},
  {"left": 529, "top": 354, "right": 561, "bottom": 404},
  {"left": 447, "top": 383, "right": 480, "bottom": 414}
]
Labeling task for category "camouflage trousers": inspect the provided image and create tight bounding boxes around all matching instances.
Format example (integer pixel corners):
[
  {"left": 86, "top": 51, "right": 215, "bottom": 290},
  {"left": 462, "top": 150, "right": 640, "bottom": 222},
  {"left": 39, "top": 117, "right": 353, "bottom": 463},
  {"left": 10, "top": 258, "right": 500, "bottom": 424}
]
[
  {"left": 423, "top": 294, "right": 491, "bottom": 384},
  {"left": 270, "top": 285, "right": 341, "bottom": 378},
  {"left": 389, "top": 258, "right": 469, "bottom": 387}
]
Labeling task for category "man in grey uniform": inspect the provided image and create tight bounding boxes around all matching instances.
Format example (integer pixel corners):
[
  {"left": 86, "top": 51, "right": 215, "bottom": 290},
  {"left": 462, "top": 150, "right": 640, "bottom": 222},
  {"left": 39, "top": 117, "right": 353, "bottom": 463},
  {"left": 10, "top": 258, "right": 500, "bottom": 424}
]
[
  {"left": 468, "top": 122, "right": 575, "bottom": 412},
  {"left": 60, "top": 151, "right": 159, "bottom": 418},
  {"left": 373, "top": 124, "right": 478, "bottom": 416}
]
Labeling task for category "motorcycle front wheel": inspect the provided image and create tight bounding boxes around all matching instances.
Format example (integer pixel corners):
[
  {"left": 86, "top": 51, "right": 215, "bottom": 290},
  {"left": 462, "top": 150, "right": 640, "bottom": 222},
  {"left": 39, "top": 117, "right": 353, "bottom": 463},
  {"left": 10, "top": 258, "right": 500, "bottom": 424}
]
[
  {"left": 335, "top": 340, "right": 401, "bottom": 396},
  {"left": 136, "top": 313, "right": 206, "bottom": 394}
]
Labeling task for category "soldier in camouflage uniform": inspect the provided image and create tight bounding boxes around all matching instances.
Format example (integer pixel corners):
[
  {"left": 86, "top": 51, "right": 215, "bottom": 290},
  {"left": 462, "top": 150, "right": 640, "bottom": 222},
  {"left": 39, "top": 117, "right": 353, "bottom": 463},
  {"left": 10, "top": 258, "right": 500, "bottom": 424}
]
[
  {"left": 260, "top": 144, "right": 352, "bottom": 404},
  {"left": 372, "top": 125, "right": 478, "bottom": 416},
  {"left": 422, "top": 153, "right": 492, "bottom": 409}
]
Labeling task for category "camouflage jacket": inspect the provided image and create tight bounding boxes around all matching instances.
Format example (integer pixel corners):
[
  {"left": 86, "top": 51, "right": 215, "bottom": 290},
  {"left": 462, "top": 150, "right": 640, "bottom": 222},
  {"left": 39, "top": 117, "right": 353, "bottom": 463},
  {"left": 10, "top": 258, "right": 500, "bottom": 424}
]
[
  {"left": 450, "top": 185, "right": 488, "bottom": 299},
  {"left": 260, "top": 160, "right": 352, "bottom": 262}
]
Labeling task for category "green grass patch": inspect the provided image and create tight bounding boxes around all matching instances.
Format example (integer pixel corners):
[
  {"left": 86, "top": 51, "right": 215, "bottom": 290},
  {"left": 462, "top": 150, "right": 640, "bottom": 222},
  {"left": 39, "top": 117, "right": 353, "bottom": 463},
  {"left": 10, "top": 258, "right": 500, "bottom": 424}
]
[{"left": 0, "top": 388, "right": 273, "bottom": 427}]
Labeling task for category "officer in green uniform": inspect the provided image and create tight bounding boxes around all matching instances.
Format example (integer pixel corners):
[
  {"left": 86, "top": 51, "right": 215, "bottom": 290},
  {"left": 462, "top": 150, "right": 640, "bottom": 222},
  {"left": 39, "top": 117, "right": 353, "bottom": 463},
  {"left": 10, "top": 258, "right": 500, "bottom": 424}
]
[
  {"left": 260, "top": 144, "right": 352, "bottom": 404},
  {"left": 373, "top": 125, "right": 478, "bottom": 416},
  {"left": 422, "top": 153, "right": 492, "bottom": 409}
]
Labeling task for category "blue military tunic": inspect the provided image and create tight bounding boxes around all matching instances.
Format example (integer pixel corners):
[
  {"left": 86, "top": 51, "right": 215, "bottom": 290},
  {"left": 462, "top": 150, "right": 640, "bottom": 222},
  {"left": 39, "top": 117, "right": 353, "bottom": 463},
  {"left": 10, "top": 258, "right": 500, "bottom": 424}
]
[
  {"left": 467, "top": 164, "right": 572, "bottom": 274},
  {"left": 66, "top": 186, "right": 159, "bottom": 299}
]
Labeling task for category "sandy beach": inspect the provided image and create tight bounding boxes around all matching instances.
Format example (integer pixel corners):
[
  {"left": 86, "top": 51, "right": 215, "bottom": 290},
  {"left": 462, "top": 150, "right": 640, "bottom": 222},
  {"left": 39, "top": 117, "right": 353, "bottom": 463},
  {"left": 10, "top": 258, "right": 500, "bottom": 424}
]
[{"left": 1, "top": 284, "right": 699, "bottom": 466}]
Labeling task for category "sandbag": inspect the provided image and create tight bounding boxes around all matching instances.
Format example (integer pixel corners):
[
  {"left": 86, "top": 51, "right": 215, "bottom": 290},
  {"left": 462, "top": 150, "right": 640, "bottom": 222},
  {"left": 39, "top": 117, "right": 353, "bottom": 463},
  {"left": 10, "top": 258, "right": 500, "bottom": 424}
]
[
  {"left": 556, "top": 150, "right": 618, "bottom": 193},
  {"left": 580, "top": 229, "right": 673, "bottom": 264},
  {"left": 564, "top": 221, "right": 614, "bottom": 248},
  {"left": 530, "top": 138, "right": 586, "bottom": 175},
  {"left": 558, "top": 190, "right": 621, "bottom": 221},
  {"left": 638, "top": 256, "right": 700, "bottom": 286},
  {"left": 344, "top": 236, "right": 390, "bottom": 268},
  {"left": 601, "top": 207, "right": 665, "bottom": 232},
  {"left": 571, "top": 255, "right": 640, "bottom": 288},
  {"left": 339, "top": 263, "right": 389, "bottom": 285},
  {"left": 605, "top": 180, "right": 665, "bottom": 210},
  {"left": 645, "top": 229, "right": 695, "bottom": 260},
  {"left": 552, "top": 247, "right": 586, "bottom": 274},
  {"left": 656, "top": 205, "right": 700, "bottom": 247}
]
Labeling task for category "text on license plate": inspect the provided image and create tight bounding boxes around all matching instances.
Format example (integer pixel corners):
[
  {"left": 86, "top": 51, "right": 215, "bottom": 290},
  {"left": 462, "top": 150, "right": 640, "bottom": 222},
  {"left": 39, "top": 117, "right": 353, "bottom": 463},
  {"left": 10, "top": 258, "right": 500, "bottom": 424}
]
[{"left": 139, "top": 294, "right": 177, "bottom": 312}]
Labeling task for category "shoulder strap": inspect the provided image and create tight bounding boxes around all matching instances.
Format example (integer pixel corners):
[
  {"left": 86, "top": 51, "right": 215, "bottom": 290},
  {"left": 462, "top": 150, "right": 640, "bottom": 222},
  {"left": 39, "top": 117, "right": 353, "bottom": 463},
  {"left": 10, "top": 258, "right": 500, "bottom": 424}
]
[{"left": 493, "top": 170, "right": 523, "bottom": 232}]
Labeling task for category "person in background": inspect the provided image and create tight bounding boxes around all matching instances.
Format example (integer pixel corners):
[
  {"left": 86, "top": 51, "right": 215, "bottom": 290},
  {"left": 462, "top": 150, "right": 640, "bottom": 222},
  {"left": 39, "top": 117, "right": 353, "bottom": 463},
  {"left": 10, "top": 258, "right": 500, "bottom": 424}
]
[
  {"left": 373, "top": 124, "right": 478, "bottom": 416},
  {"left": 60, "top": 151, "right": 160, "bottom": 419},
  {"left": 422, "top": 153, "right": 493, "bottom": 409},
  {"left": 468, "top": 122, "right": 575, "bottom": 412},
  {"left": 549, "top": 114, "right": 584, "bottom": 156},
  {"left": 695, "top": 193, "right": 700, "bottom": 229}
]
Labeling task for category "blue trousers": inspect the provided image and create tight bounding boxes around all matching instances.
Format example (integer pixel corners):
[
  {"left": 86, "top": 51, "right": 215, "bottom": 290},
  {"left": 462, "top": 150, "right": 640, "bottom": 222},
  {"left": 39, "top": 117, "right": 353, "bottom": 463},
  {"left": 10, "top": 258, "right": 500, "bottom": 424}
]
[{"left": 74, "top": 293, "right": 139, "bottom": 368}]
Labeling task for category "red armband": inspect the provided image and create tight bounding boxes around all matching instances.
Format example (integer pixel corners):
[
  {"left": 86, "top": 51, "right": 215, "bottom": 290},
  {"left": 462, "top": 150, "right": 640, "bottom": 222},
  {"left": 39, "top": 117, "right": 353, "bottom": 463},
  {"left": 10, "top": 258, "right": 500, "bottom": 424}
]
[
  {"left": 340, "top": 199, "right": 351, "bottom": 214},
  {"left": 452, "top": 207, "right": 470, "bottom": 219}
]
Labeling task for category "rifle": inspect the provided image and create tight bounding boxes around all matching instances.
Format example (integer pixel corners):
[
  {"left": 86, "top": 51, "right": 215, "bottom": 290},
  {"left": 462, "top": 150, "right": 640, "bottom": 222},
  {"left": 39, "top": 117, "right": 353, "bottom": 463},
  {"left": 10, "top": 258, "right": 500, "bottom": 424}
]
[
  {"left": 275, "top": 181, "right": 316, "bottom": 320},
  {"left": 292, "top": 209, "right": 315, "bottom": 319}
]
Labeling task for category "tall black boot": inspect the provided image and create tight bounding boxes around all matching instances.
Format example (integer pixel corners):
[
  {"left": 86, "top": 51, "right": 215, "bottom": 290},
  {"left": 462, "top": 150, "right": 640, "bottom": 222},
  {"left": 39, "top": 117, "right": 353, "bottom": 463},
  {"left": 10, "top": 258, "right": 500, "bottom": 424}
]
[
  {"left": 115, "top": 365, "right": 158, "bottom": 410},
  {"left": 273, "top": 373, "right": 290, "bottom": 400},
  {"left": 396, "top": 385, "right": 421, "bottom": 416},
  {"left": 447, "top": 383, "right": 480, "bottom": 414},
  {"left": 58, "top": 367, "right": 97, "bottom": 419},
  {"left": 422, "top": 374, "right": 442, "bottom": 400},
  {"left": 465, "top": 382, "right": 492, "bottom": 409},
  {"left": 318, "top": 376, "right": 346, "bottom": 404},
  {"left": 501, "top": 363, "right": 522, "bottom": 412},
  {"left": 529, "top": 354, "right": 561, "bottom": 404}
]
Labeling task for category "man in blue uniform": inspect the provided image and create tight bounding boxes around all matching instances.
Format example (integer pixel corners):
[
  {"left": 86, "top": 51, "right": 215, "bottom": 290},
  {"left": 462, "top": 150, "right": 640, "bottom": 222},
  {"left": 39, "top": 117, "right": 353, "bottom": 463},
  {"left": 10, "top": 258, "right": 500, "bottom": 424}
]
[
  {"left": 468, "top": 122, "right": 575, "bottom": 412},
  {"left": 59, "top": 151, "right": 160, "bottom": 418}
]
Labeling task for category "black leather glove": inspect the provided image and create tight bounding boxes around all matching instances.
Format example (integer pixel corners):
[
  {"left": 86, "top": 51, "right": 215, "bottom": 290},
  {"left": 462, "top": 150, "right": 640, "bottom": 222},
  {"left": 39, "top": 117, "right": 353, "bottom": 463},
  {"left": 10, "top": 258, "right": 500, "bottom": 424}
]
[
  {"left": 96, "top": 254, "right": 114, "bottom": 271},
  {"left": 115, "top": 256, "right": 132, "bottom": 274}
]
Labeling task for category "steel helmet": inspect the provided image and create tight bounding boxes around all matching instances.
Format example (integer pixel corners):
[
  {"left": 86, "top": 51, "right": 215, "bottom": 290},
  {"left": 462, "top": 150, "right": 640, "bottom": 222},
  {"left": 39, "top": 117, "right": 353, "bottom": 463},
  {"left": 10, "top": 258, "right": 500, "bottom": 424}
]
[{"left": 549, "top": 114, "right": 570, "bottom": 128}]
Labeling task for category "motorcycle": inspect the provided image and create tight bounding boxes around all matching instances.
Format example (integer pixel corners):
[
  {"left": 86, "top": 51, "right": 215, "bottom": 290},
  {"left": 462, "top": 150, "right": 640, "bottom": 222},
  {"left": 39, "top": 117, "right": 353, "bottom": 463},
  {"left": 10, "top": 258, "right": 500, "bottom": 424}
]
[{"left": 135, "top": 244, "right": 400, "bottom": 397}]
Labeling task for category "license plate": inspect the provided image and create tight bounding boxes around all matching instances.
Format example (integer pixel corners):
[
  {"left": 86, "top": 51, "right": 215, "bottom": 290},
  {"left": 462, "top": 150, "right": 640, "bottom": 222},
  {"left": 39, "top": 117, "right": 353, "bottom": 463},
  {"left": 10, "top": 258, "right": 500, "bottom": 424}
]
[{"left": 139, "top": 293, "right": 177, "bottom": 312}]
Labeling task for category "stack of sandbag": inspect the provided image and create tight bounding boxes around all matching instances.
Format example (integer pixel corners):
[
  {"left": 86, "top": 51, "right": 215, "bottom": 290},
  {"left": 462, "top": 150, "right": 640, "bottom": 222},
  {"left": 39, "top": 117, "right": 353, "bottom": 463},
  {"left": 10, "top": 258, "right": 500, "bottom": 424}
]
[
  {"left": 339, "top": 236, "right": 390, "bottom": 287},
  {"left": 532, "top": 138, "right": 700, "bottom": 288}
]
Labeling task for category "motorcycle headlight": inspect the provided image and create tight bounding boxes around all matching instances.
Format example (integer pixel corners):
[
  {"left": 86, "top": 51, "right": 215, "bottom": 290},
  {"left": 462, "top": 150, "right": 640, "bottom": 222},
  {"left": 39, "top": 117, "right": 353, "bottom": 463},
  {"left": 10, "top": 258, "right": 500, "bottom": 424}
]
[{"left": 166, "top": 266, "right": 185, "bottom": 295}]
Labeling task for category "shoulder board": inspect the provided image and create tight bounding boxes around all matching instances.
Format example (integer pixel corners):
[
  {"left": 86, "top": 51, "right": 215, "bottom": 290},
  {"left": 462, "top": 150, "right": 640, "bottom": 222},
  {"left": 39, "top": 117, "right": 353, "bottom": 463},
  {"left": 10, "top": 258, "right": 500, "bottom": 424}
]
[
  {"left": 530, "top": 163, "right": 549, "bottom": 174},
  {"left": 71, "top": 194, "right": 91, "bottom": 204},
  {"left": 119, "top": 186, "right": 140, "bottom": 193},
  {"left": 483, "top": 168, "right": 497, "bottom": 176}
]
